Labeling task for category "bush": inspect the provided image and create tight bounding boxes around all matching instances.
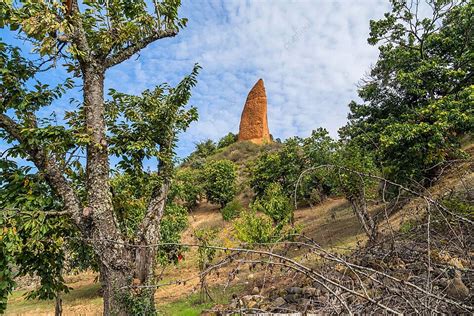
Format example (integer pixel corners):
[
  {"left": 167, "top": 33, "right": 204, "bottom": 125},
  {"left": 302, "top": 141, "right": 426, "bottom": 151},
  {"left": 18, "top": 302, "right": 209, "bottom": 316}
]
[
  {"left": 442, "top": 197, "right": 474, "bottom": 219},
  {"left": 249, "top": 136, "right": 334, "bottom": 206},
  {"left": 210, "top": 140, "right": 265, "bottom": 163},
  {"left": 194, "top": 228, "right": 219, "bottom": 270},
  {"left": 251, "top": 182, "right": 293, "bottom": 224},
  {"left": 249, "top": 138, "right": 305, "bottom": 199},
  {"left": 233, "top": 210, "right": 276, "bottom": 244},
  {"left": 183, "top": 139, "right": 217, "bottom": 166},
  {"left": 203, "top": 159, "right": 237, "bottom": 207},
  {"left": 233, "top": 209, "right": 299, "bottom": 245},
  {"left": 221, "top": 199, "right": 244, "bottom": 221},
  {"left": 329, "top": 144, "right": 378, "bottom": 201},
  {"left": 157, "top": 203, "right": 189, "bottom": 264}
]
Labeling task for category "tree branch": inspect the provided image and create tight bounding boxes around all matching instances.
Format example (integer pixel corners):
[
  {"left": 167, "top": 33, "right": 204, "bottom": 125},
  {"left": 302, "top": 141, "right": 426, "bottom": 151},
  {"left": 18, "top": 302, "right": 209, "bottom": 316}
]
[
  {"left": 69, "top": 0, "right": 92, "bottom": 64},
  {"left": 138, "top": 181, "right": 170, "bottom": 242},
  {"left": 104, "top": 29, "right": 178, "bottom": 69},
  {"left": 0, "top": 113, "right": 82, "bottom": 225}
]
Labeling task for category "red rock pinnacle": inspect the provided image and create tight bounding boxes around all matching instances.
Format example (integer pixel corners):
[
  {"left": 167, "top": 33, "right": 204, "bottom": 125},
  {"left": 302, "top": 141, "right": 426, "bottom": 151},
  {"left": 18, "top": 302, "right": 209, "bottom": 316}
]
[{"left": 238, "top": 79, "right": 271, "bottom": 144}]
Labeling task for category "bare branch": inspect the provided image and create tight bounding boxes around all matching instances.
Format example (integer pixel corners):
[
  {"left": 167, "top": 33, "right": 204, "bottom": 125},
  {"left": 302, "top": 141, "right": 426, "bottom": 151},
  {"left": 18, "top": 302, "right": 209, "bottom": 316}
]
[{"left": 104, "top": 29, "right": 178, "bottom": 69}]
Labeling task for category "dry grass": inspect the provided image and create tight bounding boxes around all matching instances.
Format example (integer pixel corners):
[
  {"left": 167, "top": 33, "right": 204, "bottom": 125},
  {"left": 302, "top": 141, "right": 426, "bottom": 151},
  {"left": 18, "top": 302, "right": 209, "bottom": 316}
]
[
  {"left": 8, "top": 144, "right": 472, "bottom": 315},
  {"left": 5, "top": 197, "right": 366, "bottom": 315}
]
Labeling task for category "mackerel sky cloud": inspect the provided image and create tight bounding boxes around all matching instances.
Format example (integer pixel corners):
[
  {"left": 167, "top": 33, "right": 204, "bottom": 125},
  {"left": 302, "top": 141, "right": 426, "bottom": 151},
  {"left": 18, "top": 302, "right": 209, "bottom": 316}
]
[
  {"left": 106, "top": 0, "right": 390, "bottom": 157},
  {"left": 2, "top": 0, "right": 391, "bottom": 159}
]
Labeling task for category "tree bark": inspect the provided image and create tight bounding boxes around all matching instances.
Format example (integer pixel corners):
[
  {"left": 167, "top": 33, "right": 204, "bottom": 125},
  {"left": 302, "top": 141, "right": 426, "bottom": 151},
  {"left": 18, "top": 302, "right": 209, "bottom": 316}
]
[
  {"left": 349, "top": 195, "right": 377, "bottom": 242},
  {"left": 98, "top": 243, "right": 160, "bottom": 315},
  {"left": 80, "top": 64, "right": 168, "bottom": 315},
  {"left": 100, "top": 263, "right": 132, "bottom": 316},
  {"left": 80, "top": 65, "right": 135, "bottom": 315},
  {"left": 54, "top": 293, "right": 62, "bottom": 316}
]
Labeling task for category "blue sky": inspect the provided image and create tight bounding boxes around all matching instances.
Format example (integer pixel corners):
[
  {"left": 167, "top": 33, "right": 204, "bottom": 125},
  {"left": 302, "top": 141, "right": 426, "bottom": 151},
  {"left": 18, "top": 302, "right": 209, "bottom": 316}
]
[{"left": 1, "top": 0, "right": 391, "bottom": 160}]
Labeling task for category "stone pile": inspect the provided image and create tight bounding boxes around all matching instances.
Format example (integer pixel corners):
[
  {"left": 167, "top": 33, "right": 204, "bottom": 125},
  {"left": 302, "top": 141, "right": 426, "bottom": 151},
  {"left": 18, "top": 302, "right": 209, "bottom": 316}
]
[{"left": 203, "top": 285, "right": 327, "bottom": 315}]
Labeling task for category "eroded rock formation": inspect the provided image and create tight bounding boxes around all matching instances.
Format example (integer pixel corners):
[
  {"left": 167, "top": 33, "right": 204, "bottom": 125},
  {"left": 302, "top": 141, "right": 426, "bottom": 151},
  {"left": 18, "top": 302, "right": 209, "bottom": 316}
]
[{"left": 238, "top": 79, "right": 271, "bottom": 144}]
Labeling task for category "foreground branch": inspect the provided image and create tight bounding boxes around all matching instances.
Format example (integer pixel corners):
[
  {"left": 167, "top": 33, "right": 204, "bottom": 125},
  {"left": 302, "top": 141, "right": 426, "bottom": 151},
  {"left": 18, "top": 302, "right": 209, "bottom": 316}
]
[{"left": 0, "top": 114, "right": 82, "bottom": 224}]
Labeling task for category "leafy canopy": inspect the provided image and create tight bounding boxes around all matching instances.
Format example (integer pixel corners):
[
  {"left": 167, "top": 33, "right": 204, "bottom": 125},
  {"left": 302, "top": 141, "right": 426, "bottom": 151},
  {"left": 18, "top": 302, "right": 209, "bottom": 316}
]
[
  {"left": 3, "top": 0, "right": 187, "bottom": 68},
  {"left": 203, "top": 159, "right": 237, "bottom": 207},
  {"left": 341, "top": 0, "right": 473, "bottom": 185}
]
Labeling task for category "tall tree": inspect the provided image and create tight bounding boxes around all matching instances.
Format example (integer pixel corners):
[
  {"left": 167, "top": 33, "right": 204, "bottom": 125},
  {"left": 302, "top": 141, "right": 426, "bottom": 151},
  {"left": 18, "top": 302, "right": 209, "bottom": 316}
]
[
  {"left": 341, "top": 0, "right": 473, "bottom": 186},
  {"left": 0, "top": 1, "right": 197, "bottom": 314}
]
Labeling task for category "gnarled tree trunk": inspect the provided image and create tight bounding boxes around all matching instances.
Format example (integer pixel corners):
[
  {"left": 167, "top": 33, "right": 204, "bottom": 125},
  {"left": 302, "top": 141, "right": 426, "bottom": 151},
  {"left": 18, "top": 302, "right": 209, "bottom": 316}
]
[
  {"left": 348, "top": 194, "right": 377, "bottom": 243},
  {"left": 81, "top": 65, "right": 164, "bottom": 315}
]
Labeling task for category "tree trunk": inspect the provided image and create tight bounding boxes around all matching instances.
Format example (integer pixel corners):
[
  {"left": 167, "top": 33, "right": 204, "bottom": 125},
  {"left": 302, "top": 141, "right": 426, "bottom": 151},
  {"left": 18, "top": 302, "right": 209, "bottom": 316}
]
[
  {"left": 54, "top": 293, "right": 62, "bottom": 316},
  {"left": 349, "top": 195, "right": 377, "bottom": 242},
  {"left": 82, "top": 64, "right": 118, "bottom": 241},
  {"left": 99, "top": 247, "right": 158, "bottom": 315},
  {"left": 100, "top": 263, "right": 131, "bottom": 316},
  {"left": 81, "top": 64, "right": 157, "bottom": 315},
  {"left": 80, "top": 63, "right": 167, "bottom": 316}
]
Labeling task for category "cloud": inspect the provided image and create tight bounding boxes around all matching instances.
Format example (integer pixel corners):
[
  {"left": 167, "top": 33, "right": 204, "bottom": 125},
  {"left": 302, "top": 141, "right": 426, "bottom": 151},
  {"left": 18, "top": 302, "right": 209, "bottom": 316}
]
[{"left": 106, "top": 0, "right": 391, "bottom": 158}]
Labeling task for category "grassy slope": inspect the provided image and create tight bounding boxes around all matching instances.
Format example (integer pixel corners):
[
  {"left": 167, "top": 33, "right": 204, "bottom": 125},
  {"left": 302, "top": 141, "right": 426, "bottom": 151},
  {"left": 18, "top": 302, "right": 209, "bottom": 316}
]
[
  {"left": 6, "top": 198, "right": 364, "bottom": 315},
  {"left": 6, "top": 142, "right": 472, "bottom": 315}
]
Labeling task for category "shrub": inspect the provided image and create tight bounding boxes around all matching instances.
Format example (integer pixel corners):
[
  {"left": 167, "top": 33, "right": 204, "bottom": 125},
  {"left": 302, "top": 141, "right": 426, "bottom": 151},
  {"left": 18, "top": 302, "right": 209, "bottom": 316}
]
[
  {"left": 183, "top": 139, "right": 217, "bottom": 166},
  {"left": 249, "top": 151, "right": 282, "bottom": 198},
  {"left": 251, "top": 182, "right": 294, "bottom": 224},
  {"left": 233, "top": 209, "right": 299, "bottom": 245},
  {"left": 400, "top": 220, "right": 417, "bottom": 234},
  {"left": 328, "top": 144, "right": 379, "bottom": 241},
  {"left": 203, "top": 159, "right": 237, "bottom": 207},
  {"left": 194, "top": 228, "right": 219, "bottom": 270},
  {"left": 248, "top": 130, "right": 339, "bottom": 208},
  {"left": 170, "top": 168, "right": 204, "bottom": 211},
  {"left": 233, "top": 210, "right": 276, "bottom": 244},
  {"left": 210, "top": 140, "right": 264, "bottom": 163},
  {"left": 442, "top": 197, "right": 474, "bottom": 219},
  {"left": 221, "top": 199, "right": 244, "bottom": 221},
  {"left": 157, "top": 203, "right": 189, "bottom": 264}
]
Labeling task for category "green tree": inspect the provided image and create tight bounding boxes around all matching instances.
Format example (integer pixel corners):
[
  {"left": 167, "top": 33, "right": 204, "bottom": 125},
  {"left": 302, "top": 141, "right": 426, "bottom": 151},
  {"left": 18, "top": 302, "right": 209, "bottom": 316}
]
[
  {"left": 217, "top": 132, "right": 237, "bottom": 149},
  {"left": 250, "top": 132, "right": 335, "bottom": 206},
  {"left": 194, "top": 139, "right": 217, "bottom": 157},
  {"left": 299, "top": 128, "right": 338, "bottom": 204},
  {"left": 169, "top": 167, "right": 204, "bottom": 211},
  {"left": 233, "top": 210, "right": 276, "bottom": 244},
  {"left": 111, "top": 172, "right": 189, "bottom": 264},
  {"left": 341, "top": 0, "right": 473, "bottom": 186},
  {"left": 221, "top": 199, "right": 244, "bottom": 221},
  {"left": 156, "top": 203, "right": 188, "bottom": 265},
  {"left": 330, "top": 144, "right": 379, "bottom": 242},
  {"left": 203, "top": 159, "right": 237, "bottom": 207},
  {"left": 183, "top": 139, "right": 217, "bottom": 167},
  {"left": 250, "top": 137, "right": 304, "bottom": 199},
  {"left": 0, "top": 1, "right": 197, "bottom": 312},
  {"left": 0, "top": 160, "right": 74, "bottom": 312}
]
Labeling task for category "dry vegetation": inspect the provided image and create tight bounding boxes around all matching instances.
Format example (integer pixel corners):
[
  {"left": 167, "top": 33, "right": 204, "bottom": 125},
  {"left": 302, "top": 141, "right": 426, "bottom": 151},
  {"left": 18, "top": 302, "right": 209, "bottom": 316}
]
[
  {"left": 5, "top": 147, "right": 473, "bottom": 315},
  {"left": 5, "top": 198, "right": 364, "bottom": 315}
]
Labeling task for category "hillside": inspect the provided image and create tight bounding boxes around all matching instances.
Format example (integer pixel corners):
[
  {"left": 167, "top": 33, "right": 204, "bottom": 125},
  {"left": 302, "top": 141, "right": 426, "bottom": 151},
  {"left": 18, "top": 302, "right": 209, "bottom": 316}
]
[
  {"left": 6, "top": 145, "right": 473, "bottom": 315},
  {"left": 5, "top": 198, "right": 367, "bottom": 315}
]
